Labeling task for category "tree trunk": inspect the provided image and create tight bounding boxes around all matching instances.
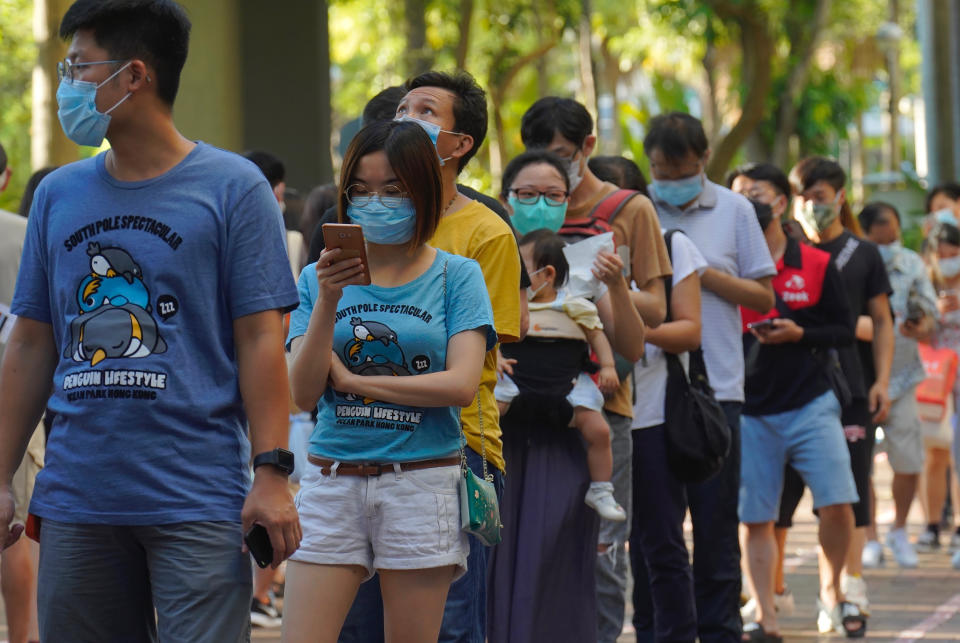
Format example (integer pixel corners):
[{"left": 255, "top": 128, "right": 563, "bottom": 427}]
[
  {"left": 32, "top": 0, "right": 76, "bottom": 170},
  {"left": 404, "top": 0, "right": 431, "bottom": 77},
  {"left": 488, "top": 41, "right": 558, "bottom": 184},
  {"left": 578, "top": 0, "right": 597, "bottom": 119},
  {"left": 706, "top": 15, "right": 774, "bottom": 181},
  {"left": 701, "top": 24, "right": 723, "bottom": 143},
  {"left": 599, "top": 38, "right": 622, "bottom": 154},
  {"left": 771, "top": 0, "right": 832, "bottom": 169},
  {"left": 455, "top": 0, "right": 474, "bottom": 70}
]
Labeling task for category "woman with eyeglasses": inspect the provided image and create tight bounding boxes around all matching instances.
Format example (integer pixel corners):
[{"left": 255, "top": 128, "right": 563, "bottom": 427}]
[
  {"left": 281, "top": 119, "right": 496, "bottom": 642},
  {"left": 488, "top": 150, "right": 646, "bottom": 640}
]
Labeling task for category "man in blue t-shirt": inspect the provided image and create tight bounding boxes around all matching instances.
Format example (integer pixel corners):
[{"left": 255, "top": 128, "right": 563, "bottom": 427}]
[{"left": 0, "top": 2, "right": 300, "bottom": 641}]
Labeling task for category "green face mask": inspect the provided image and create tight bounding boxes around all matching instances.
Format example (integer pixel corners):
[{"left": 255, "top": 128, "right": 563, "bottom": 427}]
[{"left": 797, "top": 193, "right": 841, "bottom": 234}]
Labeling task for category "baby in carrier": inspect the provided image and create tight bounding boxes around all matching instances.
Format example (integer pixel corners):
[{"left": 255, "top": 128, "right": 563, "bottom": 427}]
[{"left": 496, "top": 229, "right": 626, "bottom": 521}]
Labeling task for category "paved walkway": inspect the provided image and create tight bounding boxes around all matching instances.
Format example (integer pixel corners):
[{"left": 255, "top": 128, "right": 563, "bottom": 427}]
[{"left": 0, "top": 456, "right": 956, "bottom": 642}]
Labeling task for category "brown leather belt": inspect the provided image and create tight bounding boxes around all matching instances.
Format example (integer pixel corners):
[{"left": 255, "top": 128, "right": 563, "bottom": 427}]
[{"left": 307, "top": 455, "right": 461, "bottom": 477}]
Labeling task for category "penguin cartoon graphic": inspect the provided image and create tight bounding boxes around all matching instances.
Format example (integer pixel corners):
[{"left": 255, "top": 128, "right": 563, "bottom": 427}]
[
  {"left": 343, "top": 317, "right": 410, "bottom": 378},
  {"left": 65, "top": 242, "right": 166, "bottom": 366},
  {"left": 77, "top": 243, "right": 151, "bottom": 312},
  {"left": 65, "top": 303, "right": 168, "bottom": 366}
]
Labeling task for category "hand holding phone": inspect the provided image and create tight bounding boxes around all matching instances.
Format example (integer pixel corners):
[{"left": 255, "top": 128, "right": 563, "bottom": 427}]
[
  {"left": 321, "top": 223, "right": 371, "bottom": 286},
  {"left": 747, "top": 319, "right": 776, "bottom": 333},
  {"left": 244, "top": 524, "right": 274, "bottom": 569}
]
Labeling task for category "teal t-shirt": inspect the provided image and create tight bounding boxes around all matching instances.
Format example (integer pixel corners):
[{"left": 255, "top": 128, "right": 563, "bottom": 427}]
[{"left": 287, "top": 250, "right": 496, "bottom": 462}]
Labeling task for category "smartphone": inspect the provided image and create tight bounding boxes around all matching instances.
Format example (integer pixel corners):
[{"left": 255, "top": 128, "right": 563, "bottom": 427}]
[
  {"left": 245, "top": 524, "right": 274, "bottom": 569},
  {"left": 747, "top": 319, "right": 776, "bottom": 331},
  {"left": 321, "top": 223, "right": 371, "bottom": 286}
]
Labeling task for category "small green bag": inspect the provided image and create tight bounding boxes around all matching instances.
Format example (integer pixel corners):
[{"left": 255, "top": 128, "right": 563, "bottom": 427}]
[
  {"left": 441, "top": 258, "right": 502, "bottom": 546},
  {"left": 459, "top": 460, "right": 502, "bottom": 547}
]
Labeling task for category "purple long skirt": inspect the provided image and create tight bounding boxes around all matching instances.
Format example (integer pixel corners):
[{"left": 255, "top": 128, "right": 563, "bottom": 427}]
[{"left": 487, "top": 420, "right": 599, "bottom": 642}]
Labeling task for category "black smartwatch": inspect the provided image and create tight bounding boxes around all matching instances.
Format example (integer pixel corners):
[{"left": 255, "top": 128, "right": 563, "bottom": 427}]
[{"left": 253, "top": 448, "right": 295, "bottom": 476}]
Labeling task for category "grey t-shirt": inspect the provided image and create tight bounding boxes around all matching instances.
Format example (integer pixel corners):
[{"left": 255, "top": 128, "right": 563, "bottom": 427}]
[{"left": 653, "top": 180, "right": 776, "bottom": 402}]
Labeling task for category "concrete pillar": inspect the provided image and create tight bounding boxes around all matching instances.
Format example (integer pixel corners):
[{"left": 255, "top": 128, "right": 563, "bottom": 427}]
[{"left": 917, "top": 0, "right": 957, "bottom": 185}]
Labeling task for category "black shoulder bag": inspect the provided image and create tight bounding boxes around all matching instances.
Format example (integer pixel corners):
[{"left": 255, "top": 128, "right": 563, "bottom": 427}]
[{"left": 661, "top": 230, "right": 732, "bottom": 483}]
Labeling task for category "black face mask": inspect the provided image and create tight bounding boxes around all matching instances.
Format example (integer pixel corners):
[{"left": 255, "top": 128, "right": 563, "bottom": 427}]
[{"left": 756, "top": 208, "right": 774, "bottom": 231}]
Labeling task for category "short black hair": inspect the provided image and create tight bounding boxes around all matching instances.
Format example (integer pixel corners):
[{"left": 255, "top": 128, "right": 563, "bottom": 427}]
[
  {"left": 242, "top": 150, "right": 285, "bottom": 188},
  {"left": 0, "top": 142, "right": 6, "bottom": 174},
  {"left": 59, "top": 0, "right": 191, "bottom": 107},
  {"left": 500, "top": 149, "right": 570, "bottom": 199},
  {"left": 363, "top": 86, "right": 406, "bottom": 126},
  {"left": 518, "top": 229, "right": 569, "bottom": 287},
  {"left": 520, "top": 97, "right": 593, "bottom": 149},
  {"left": 588, "top": 156, "right": 648, "bottom": 195},
  {"left": 404, "top": 71, "right": 487, "bottom": 173},
  {"left": 728, "top": 162, "right": 791, "bottom": 199},
  {"left": 858, "top": 201, "right": 900, "bottom": 232},
  {"left": 643, "top": 112, "right": 708, "bottom": 162},
  {"left": 926, "top": 182, "right": 960, "bottom": 213},
  {"left": 937, "top": 222, "right": 960, "bottom": 247},
  {"left": 19, "top": 167, "right": 58, "bottom": 217}
]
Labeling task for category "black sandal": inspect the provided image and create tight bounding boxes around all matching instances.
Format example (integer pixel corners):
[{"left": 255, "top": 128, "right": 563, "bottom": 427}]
[
  {"left": 742, "top": 622, "right": 783, "bottom": 643},
  {"left": 839, "top": 601, "right": 867, "bottom": 638}
]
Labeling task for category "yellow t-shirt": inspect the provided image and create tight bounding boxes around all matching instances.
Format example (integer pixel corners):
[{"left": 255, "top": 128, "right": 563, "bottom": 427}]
[
  {"left": 430, "top": 200, "right": 521, "bottom": 472},
  {"left": 565, "top": 183, "right": 672, "bottom": 418}
]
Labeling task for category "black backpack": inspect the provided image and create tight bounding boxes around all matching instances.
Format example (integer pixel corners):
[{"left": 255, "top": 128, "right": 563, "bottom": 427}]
[{"left": 661, "top": 230, "right": 732, "bottom": 483}]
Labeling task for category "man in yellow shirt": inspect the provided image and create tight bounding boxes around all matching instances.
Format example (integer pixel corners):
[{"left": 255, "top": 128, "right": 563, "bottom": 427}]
[{"left": 339, "top": 72, "right": 521, "bottom": 643}]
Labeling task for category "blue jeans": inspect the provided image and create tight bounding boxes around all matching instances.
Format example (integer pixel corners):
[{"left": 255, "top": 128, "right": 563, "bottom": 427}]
[
  {"left": 338, "top": 447, "right": 505, "bottom": 643},
  {"left": 37, "top": 519, "right": 251, "bottom": 643},
  {"left": 685, "top": 401, "right": 743, "bottom": 643}
]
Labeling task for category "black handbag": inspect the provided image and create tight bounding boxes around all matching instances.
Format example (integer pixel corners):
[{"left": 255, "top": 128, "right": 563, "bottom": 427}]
[{"left": 661, "top": 230, "right": 731, "bottom": 483}]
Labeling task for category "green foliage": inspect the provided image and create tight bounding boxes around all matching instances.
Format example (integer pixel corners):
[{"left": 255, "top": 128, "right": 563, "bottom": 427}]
[{"left": 0, "top": 0, "right": 34, "bottom": 213}]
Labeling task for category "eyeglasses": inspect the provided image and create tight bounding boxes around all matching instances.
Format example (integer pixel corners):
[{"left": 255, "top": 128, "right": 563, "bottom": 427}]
[
  {"left": 57, "top": 59, "right": 125, "bottom": 83},
  {"left": 345, "top": 184, "right": 409, "bottom": 208},
  {"left": 509, "top": 188, "right": 569, "bottom": 206}
]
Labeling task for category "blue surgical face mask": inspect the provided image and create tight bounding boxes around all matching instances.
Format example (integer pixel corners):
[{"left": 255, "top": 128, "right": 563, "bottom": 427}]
[
  {"left": 56, "top": 62, "right": 133, "bottom": 147},
  {"left": 346, "top": 197, "right": 418, "bottom": 245},
  {"left": 651, "top": 173, "right": 704, "bottom": 207},
  {"left": 509, "top": 195, "right": 568, "bottom": 236},
  {"left": 934, "top": 208, "right": 958, "bottom": 226},
  {"left": 940, "top": 255, "right": 960, "bottom": 278},
  {"left": 877, "top": 240, "right": 902, "bottom": 265},
  {"left": 395, "top": 115, "right": 459, "bottom": 166}
]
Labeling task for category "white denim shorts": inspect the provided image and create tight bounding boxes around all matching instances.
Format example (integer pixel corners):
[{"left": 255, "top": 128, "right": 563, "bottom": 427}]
[{"left": 290, "top": 461, "right": 469, "bottom": 581}]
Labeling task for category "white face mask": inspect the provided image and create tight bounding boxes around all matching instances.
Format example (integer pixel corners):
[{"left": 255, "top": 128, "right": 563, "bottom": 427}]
[
  {"left": 941, "top": 255, "right": 960, "bottom": 278},
  {"left": 565, "top": 154, "right": 584, "bottom": 192},
  {"left": 526, "top": 267, "right": 548, "bottom": 300}
]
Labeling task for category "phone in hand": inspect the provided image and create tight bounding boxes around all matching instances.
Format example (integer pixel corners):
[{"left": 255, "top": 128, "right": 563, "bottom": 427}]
[
  {"left": 322, "top": 223, "right": 371, "bottom": 285},
  {"left": 245, "top": 524, "right": 274, "bottom": 569},
  {"left": 747, "top": 319, "right": 776, "bottom": 332}
]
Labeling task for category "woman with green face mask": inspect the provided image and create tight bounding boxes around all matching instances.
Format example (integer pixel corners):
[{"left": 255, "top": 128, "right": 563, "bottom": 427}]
[{"left": 499, "top": 150, "right": 571, "bottom": 236}]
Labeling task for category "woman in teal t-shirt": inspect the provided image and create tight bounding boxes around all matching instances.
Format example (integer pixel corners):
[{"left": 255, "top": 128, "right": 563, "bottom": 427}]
[{"left": 282, "top": 120, "right": 495, "bottom": 642}]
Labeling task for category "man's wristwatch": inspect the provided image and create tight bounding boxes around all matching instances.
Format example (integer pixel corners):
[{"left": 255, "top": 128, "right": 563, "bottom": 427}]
[{"left": 253, "top": 448, "right": 295, "bottom": 476}]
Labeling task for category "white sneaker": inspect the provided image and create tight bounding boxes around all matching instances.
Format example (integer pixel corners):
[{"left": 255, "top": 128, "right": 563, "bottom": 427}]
[
  {"left": 950, "top": 532, "right": 960, "bottom": 551},
  {"left": 585, "top": 482, "right": 627, "bottom": 522},
  {"left": 952, "top": 549, "right": 960, "bottom": 570},
  {"left": 774, "top": 587, "right": 795, "bottom": 616},
  {"left": 886, "top": 528, "right": 919, "bottom": 568},
  {"left": 841, "top": 574, "right": 870, "bottom": 613},
  {"left": 739, "top": 587, "right": 794, "bottom": 621},
  {"left": 861, "top": 539, "right": 885, "bottom": 568},
  {"left": 915, "top": 528, "right": 940, "bottom": 552}
]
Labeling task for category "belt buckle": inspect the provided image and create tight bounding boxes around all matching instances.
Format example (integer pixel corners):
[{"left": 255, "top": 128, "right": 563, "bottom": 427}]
[{"left": 361, "top": 463, "right": 383, "bottom": 477}]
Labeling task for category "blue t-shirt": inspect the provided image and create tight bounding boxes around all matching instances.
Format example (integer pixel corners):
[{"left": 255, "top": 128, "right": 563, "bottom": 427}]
[
  {"left": 287, "top": 250, "right": 496, "bottom": 463},
  {"left": 11, "top": 142, "right": 299, "bottom": 525}
]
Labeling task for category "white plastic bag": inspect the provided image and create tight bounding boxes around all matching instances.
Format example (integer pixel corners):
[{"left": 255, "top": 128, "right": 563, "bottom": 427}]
[
  {"left": 561, "top": 232, "right": 615, "bottom": 300},
  {"left": 287, "top": 412, "right": 314, "bottom": 484}
]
